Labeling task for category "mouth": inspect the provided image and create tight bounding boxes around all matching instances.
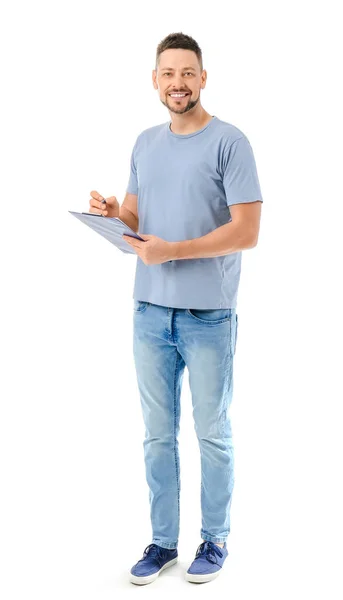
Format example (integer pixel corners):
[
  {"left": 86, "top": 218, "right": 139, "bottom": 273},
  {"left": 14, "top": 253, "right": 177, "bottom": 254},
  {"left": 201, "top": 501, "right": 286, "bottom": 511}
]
[{"left": 168, "top": 92, "right": 190, "bottom": 99}]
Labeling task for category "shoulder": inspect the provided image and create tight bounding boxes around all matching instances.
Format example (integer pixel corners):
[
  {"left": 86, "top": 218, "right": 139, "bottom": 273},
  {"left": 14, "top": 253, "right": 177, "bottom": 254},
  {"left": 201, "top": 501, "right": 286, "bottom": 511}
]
[
  {"left": 135, "top": 122, "right": 168, "bottom": 145},
  {"left": 213, "top": 117, "right": 249, "bottom": 147}
]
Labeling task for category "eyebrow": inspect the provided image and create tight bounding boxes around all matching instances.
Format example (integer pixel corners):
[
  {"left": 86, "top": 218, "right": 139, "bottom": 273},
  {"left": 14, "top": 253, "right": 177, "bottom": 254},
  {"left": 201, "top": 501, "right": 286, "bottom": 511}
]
[{"left": 160, "top": 66, "right": 197, "bottom": 71}]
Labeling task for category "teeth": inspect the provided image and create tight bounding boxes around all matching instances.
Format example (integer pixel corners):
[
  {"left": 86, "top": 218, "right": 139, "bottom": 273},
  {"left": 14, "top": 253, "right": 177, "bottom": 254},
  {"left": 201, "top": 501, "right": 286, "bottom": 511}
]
[{"left": 169, "top": 93, "right": 188, "bottom": 97}]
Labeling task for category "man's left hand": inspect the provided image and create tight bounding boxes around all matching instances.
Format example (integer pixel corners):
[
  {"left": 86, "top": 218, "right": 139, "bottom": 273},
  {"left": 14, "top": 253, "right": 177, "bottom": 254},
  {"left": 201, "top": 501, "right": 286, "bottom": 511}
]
[{"left": 122, "top": 233, "right": 175, "bottom": 265}]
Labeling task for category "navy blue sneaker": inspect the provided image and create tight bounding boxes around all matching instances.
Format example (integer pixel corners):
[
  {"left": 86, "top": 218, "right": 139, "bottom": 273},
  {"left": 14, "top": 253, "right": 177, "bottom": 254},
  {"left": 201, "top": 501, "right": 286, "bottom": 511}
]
[
  {"left": 130, "top": 543, "right": 178, "bottom": 585},
  {"left": 186, "top": 541, "right": 228, "bottom": 583}
]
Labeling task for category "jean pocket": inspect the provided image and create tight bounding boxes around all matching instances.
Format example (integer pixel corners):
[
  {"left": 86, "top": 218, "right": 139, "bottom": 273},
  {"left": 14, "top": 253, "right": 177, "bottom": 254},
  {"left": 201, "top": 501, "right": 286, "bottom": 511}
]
[
  {"left": 133, "top": 300, "right": 149, "bottom": 313},
  {"left": 186, "top": 307, "right": 232, "bottom": 324}
]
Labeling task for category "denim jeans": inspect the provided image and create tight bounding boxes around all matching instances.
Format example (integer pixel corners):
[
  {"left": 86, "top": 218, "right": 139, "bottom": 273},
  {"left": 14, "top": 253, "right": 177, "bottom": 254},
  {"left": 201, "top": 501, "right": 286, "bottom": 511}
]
[{"left": 132, "top": 300, "right": 238, "bottom": 550}]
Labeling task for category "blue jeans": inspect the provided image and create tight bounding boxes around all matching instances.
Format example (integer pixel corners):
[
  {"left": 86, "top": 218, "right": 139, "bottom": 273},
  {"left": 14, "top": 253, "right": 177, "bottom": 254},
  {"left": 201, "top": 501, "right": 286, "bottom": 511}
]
[{"left": 132, "top": 301, "right": 238, "bottom": 550}]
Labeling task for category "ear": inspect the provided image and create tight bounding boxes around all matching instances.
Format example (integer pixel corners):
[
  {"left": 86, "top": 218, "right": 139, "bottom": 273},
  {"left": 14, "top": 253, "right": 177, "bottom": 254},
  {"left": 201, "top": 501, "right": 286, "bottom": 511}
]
[{"left": 201, "top": 69, "right": 207, "bottom": 90}]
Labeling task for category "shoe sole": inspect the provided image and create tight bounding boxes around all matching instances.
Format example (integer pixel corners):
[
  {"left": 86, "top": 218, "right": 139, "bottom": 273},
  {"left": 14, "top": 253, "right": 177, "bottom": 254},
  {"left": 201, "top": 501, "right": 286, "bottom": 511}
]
[
  {"left": 130, "top": 557, "right": 178, "bottom": 585},
  {"left": 185, "top": 569, "right": 221, "bottom": 583}
]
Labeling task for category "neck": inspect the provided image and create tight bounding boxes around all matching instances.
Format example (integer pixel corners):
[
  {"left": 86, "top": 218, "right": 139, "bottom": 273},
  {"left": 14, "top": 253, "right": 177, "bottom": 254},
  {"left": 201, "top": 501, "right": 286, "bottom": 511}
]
[{"left": 169, "top": 106, "right": 213, "bottom": 135}]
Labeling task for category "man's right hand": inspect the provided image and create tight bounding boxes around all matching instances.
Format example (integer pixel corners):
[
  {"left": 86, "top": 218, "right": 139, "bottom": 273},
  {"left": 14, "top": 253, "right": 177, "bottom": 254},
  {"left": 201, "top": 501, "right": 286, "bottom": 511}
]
[{"left": 89, "top": 190, "right": 120, "bottom": 218}]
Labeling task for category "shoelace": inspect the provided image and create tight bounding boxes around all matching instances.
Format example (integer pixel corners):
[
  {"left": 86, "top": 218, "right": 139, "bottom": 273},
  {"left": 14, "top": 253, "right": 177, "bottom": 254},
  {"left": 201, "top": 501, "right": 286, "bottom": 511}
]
[
  {"left": 140, "top": 543, "right": 169, "bottom": 568},
  {"left": 195, "top": 541, "right": 223, "bottom": 564}
]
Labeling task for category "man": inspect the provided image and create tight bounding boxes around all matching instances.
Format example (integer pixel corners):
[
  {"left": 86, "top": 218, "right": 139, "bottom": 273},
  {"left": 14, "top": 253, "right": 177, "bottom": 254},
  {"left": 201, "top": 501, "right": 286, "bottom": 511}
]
[{"left": 89, "top": 32, "right": 263, "bottom": 585}]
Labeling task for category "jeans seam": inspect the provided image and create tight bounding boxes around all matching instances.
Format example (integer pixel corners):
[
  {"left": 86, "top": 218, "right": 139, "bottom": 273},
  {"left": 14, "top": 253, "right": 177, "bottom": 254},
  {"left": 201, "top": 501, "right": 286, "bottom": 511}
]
[
  {"left": 173, "top": 353, "right": 180, "bottom": 530},
  {"left": 234, "top": 313, "right": 238, "bottom": 354},
  {"left": 220, "top": 319, "right": 233, "bottom": 436}
]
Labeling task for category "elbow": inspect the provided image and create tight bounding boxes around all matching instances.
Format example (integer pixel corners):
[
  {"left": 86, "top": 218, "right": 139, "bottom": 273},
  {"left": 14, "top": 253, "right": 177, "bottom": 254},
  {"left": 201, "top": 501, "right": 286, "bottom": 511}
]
[
  {"left": 249, "top": 225, "right": 261, "bottom": 248},
  {"left": 246, "top": 231, "right": 259, "bottom": 249}
]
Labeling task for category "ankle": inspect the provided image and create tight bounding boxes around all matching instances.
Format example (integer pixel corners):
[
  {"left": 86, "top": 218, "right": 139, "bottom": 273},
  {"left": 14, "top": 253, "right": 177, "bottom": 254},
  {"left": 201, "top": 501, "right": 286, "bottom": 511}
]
[{"left": 202, "top": 539, "right": 224, "bottom": 548}]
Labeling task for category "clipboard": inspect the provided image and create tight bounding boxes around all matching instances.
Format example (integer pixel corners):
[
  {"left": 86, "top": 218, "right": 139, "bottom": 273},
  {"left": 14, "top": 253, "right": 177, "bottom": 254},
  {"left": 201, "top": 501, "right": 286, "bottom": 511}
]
[{"left": 68, "top": 211, "right": 145, "bottom": 255}]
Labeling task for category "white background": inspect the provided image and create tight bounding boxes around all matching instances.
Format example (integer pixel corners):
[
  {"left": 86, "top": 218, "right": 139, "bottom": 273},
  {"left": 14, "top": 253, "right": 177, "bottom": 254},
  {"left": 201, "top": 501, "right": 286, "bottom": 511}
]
[{"left": 1, "top": 0, "right": 342, "bottom": 597}]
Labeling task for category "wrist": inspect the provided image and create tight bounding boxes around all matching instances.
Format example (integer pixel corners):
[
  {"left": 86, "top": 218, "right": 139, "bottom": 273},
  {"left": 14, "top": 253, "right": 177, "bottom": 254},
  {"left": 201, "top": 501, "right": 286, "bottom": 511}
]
[{"left": 168, "top": 241, "right": 180, "bottom": 260}]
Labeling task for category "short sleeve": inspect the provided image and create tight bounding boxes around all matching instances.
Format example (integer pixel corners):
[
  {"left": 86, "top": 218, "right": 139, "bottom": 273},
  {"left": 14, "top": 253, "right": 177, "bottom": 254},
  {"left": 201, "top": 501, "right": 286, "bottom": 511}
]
[
  {"left": 126, "top": 138, "right": 139, "bottom": 195},
  {"left": 222, "top": 136, "right": 263, "bottom": 207}
]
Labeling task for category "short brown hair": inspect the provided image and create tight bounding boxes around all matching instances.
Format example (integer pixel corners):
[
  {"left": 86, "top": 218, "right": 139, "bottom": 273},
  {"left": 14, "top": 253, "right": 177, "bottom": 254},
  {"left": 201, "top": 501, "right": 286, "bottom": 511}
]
[{"left": 155, "top": 32, "right": 203, "bottom": 71}]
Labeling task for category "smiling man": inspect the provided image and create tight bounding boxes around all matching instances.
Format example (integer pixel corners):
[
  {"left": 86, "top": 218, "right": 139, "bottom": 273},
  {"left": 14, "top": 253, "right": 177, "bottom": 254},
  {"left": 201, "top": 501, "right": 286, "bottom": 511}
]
[{"left": 90, "top": 31, "right": 263, "bottom": 586}]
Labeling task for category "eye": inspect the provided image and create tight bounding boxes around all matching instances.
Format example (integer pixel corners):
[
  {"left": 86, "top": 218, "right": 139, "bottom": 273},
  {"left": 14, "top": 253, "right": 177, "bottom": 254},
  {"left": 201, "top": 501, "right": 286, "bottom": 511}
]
[{"left": 163, "top": 72, "right": 193, "bottom": 76}]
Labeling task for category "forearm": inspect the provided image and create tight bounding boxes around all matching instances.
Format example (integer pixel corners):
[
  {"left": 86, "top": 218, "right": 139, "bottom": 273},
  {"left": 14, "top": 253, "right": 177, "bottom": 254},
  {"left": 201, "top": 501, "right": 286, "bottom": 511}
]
[
  {"left": 169, "top": 221, "right": 255, "bottom": 260},
  {"left": 119, "top": 206, "right": 139, "bottom": 232}
]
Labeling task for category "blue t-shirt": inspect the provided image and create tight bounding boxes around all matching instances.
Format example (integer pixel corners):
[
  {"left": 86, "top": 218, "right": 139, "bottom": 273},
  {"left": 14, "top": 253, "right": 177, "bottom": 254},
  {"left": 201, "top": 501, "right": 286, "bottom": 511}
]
[{"left": 126, "top": 115, "right": 263, "bottom": 309}]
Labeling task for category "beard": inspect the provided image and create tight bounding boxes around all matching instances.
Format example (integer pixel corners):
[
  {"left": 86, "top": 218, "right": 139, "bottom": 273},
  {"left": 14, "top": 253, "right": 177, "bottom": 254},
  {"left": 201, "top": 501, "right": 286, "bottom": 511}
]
[{"left": 160, "top": 91, "right": 200, "bottom": 114}]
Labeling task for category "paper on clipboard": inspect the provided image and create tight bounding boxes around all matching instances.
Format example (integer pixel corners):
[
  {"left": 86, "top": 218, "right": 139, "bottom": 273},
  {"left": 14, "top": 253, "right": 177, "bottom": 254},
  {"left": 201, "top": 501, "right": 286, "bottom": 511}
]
[{"left": 68, "top": 211, "right": 145, "bottom": 254}]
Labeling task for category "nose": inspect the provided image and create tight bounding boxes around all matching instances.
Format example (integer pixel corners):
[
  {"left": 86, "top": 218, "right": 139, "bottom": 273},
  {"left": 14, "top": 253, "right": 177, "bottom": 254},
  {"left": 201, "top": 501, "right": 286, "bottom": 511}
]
[{"left": 170, "top": 73, "right": 187, "bottom": 91}]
